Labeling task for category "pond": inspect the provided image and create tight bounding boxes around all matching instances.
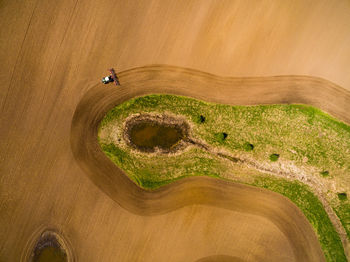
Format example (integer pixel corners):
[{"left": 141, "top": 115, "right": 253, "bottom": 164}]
[
  {"left": 32, "top": 233, "right": 67, "bottom": 262},
  {"left": 33, "top": 246, "right": 67, "bottom": 262},
  {"left": 125, "top": 115, "right": 188, "bottom": 153}
]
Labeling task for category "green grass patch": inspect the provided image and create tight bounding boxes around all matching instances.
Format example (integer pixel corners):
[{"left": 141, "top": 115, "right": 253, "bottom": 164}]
[
  {"left": 334, "top": 202, "right": 350, "bottom": 239},
  {"left": 100, "top": 142, "right": 228, "bottom": 190}
]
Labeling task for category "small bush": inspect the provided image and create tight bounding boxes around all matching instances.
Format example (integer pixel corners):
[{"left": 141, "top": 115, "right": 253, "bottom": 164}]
[
  {"left": 215, "top": 132, "right": 228, "bottom": 142},
  {"left": 270, "top": 153, "right": 280, "bottom": 162},
  {"left": 338, "top": 193, "right": 348, "bottom": 201},
  {"left": 194, "top": 115, "right": 206, "bottom": 124},
  {"left": 320, "top": 170, "right": 329, "bottom": 177},
  {"left": 244, "top": 142, "right": 254, "bottom": 151}
]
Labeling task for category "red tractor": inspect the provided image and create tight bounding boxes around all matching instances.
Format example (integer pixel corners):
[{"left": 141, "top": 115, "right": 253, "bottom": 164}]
[{"left": 102, "top": 68, "right": 120, "bottom": 85}]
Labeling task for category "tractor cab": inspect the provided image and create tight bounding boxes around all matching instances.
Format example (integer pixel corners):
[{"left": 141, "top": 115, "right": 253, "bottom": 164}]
[
  {"left": 102, "top": 68, "right": 120, "bottom": 86},
  {"left": 102, "top": 75, "right": 113, "bottom": 84}
]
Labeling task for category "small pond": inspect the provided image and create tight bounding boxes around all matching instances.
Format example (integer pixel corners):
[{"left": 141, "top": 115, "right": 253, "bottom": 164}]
[
  {"left": 32, "top": 233, "right": 67, "bottom": 262},
  {"left": 125, "top": 115, "right": 188, "bottom": 153}
]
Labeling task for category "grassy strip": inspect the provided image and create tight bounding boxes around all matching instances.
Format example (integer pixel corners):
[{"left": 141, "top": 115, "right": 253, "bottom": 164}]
[
  {"left": 252, "top": 176, "right": 346, "bottom": 261},
  {"left": 334, "top": 202, "right": 350, "bottom": 240},
  {"left": 100, "top": 143, "right": 228, "bottom": 190},
  {"left": 100, "top": 94, "right": 350, "bottom": 174},
  {"left": 98, "top": 94, "right": 350, "bottom": 261}
]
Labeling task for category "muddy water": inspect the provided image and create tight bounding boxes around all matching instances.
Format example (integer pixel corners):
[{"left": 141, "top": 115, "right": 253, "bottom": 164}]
[
  {"left": 32, "top": 233, "right": 67, "bottom": 262},
  {"left": 129, "top": 121, "right": 185, "bottom": 152},
  {"left": 33, "top": 246, "right": 67, "bottom": 262}
]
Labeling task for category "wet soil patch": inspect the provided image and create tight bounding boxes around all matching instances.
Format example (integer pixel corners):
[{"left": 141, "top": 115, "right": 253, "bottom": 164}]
[
  {"left": 32, "top": 232, "right": 67, "bottom": 262},
  {"left": 124, "top": 114, "right": 189, "bottom": 153}
]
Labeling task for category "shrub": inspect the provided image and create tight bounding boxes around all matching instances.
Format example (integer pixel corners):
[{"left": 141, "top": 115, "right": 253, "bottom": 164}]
[
  {"left": 244, "top": 142, "right": 254, "bottom": 151},
  {"left": 194, "top": 115, "right": 206, "bottom": 124},
  {"left": 270, "top": 153, "right": 280, "bottom": 162},
  {"left": 215, "top": 132, "right": 228, "bottom": 142},
  {"left": 338, "top": 193, "right": 348, "bottom": 201},
  {"left": 320, "top": 170, "right": 329, "bottom": 177}
]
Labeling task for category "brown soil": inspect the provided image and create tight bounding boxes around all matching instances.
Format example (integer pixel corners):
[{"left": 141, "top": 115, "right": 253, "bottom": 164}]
[
  {"left": 196, "top": 255, "right": 245, "bottom": 262},
  {"left": 2, "top": 1, "right": 350, "bottom": 261}
]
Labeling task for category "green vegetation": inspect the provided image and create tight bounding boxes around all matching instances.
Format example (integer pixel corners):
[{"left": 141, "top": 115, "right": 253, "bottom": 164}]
[
  {"left": 334, "top": 202, "right": 350, "bottom": 239},
  {"left": 194, "top": 115, "right": 206, "bottom": 124},
  {"left": 100, "top": 142, "right": 228, "bottom": 190},
  {"left": 320, "top": 170, "right": 330, "bottom": 177},
  {"left": 214, "top": 132, "right": 228, "bottom": 142},
  {"left": 99, "top": 95, "right": 350, "bottom": 175},
  {"left": 269, "top": 153, "right": 280, "bottom": 162},
  {"left": 338, "top": 193, "right": 348, "bottom": 201},
  {"left": 98, "top": 94, "right": 350, "bottom": 261},
  {"left": 243, "top": 142, "right": 254, "bottom": 151}
]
